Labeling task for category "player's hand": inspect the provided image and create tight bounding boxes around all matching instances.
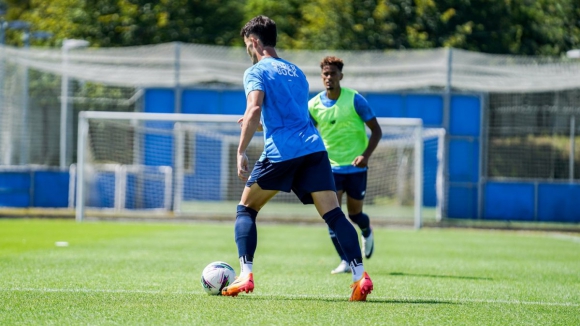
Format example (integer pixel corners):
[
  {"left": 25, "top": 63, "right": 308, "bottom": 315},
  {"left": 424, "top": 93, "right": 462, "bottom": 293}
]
[
  {"left": 237, "top": 152, "right": 250, "bottom": 181},
  {"left": 352, "top": 155, "right": 368, "bottom": 168}
]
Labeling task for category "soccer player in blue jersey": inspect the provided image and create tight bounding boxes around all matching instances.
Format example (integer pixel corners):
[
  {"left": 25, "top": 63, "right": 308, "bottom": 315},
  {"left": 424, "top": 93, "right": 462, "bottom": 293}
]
[
  {"left": 221, "top": 16, "right": 373, "bottom": 301},
  {"left": 309, "top": 56, "right": 383, "bottom": 274}
]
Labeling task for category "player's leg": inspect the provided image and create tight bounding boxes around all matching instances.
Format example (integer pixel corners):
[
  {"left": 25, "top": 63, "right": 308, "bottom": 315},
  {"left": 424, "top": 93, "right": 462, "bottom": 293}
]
[
  {"left": 236, "top": 183, "right": 278, "bottom": 275},
  {"left": 222, "top": 183, "right": 278, "bottom": 297},
  {"left": 344, "top": 171, "right": 374, "bottom": 259},
  {"left": 311, "top": 190, "right": 373, "bottom": 300},
  {"left": 223, "top": 158, "right": 294, "bottom": 297},
  {"left": 311, "top": 190, "right": 362, "bottom": 274},
  {"left": 294, "top": 153, "right": 363, "bottom": 273},
  {"left": 329, "top": 178, "right": 350, "bottom": 273},
  {"left": 292, "top": 151, "right": 373, "bottom": 300}
]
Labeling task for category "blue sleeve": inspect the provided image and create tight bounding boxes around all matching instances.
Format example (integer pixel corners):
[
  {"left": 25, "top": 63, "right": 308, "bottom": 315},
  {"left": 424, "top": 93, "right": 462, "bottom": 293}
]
[
  {"left": 243, "top": 67, "right": 263, "bottom": 96},
  {"left": 309, "top": 113, "right": 318, "bottom": 126},
  {"left": 354, "top": 93, "right": 376, "bottom": 122}
]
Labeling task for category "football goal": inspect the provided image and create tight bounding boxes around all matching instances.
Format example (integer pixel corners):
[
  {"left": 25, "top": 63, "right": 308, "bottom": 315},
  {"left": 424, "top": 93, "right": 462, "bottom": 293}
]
[{"left": 75, "top": 111, "right": 445, "bottom": 228}]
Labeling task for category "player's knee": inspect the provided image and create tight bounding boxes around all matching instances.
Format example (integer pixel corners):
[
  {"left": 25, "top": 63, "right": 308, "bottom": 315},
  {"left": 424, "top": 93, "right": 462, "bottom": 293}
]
[
  {"left": 237, "top": 205, "right": 258, "bottom": 220},
  {"left": 349, "top": 212, "right": 369, "bottom": 225},
  {"left": 322, "top": 207, "right": 345, "bottom": 227}
]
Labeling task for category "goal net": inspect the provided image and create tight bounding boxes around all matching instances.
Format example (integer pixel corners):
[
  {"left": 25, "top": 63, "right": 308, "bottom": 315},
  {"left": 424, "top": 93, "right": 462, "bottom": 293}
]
[{"left": 75, "top": 111, "right": 445, "bottom": 228}]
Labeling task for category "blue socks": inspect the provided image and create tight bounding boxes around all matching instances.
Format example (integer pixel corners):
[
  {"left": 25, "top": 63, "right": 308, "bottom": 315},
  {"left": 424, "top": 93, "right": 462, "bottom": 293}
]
[
  {"left": 349, "top": 212, "right": 371, "bottom": 237},
  {"left": 235, "top": 205, "right": 258, "bottom": 262},
  {"left": 328, "top": 228, "right": 347, "bottom": 261},
  {"left": 323, "top": 207, "right": 363, "bottom": 264},
  {"left": 329, "top": 211, "right": 371, "bottom": 260}
]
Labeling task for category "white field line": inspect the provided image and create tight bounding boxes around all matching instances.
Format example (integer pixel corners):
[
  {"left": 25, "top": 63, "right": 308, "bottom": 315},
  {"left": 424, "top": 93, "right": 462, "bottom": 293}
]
[{"left": 2, "top": 287, "right": 579, "bottom": 307}]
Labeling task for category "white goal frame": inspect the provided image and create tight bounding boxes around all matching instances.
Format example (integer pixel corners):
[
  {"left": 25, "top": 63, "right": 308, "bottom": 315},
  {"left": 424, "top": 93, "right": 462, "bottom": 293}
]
[{"left": 76, "top": 111, "right": 437, "bottom": 228}]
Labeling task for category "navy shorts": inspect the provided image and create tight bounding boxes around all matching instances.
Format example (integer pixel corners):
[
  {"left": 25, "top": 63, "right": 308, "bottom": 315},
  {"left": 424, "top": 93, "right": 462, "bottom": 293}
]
[
  {"left": 333, "top": 171, "right": 368, "bottom": 200},
  {"left": 246, "top": 151, "right": 336, "bottom": 204}
]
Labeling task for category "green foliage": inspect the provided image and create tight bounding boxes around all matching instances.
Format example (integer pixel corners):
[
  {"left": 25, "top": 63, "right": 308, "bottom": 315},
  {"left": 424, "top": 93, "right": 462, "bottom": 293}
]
[
  {"left": 4, "top": 0, "right": 244, "bottom": 47},
  {"left": 2, "top": 0, "right": 580, "bottom": 55},
  {"left": 244, "top": 0, "right": 304, "bottom": 48},
  {"left": 78, "top": 0, "right": 245, "bottom": 47}
]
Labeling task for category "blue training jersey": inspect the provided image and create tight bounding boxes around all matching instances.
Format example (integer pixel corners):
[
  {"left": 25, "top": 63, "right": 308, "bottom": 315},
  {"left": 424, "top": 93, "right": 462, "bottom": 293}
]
[
  {"left": 314, "top": 91, "right": 377, "bottom": 174},
  {"left": 243, "top": 57, "right": 326, "bottom": 162}
]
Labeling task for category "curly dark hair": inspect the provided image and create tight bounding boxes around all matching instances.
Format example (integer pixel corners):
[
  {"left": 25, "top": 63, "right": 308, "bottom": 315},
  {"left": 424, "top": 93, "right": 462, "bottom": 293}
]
[
  {"left": 240, "top": 15, "right": 277, "bottom": 47},
  {"left": 320, "top": 56, "right": 344, "bottom": 71}
]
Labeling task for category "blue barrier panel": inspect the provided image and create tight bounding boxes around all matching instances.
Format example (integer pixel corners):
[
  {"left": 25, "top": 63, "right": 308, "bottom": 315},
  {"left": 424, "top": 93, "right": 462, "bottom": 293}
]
[
  {"left": 484, "top": 182, "right": 535, "bottom": 220},
  {"left": 143, "top": 121, "right": 173, "bottom": 167},
  {"left": 221, "top": 91, "right": 246, "bottom": 115},
  {"left": 143, "top": 177, "right": 169, "bottom": 209},
  {"left": 182, "top": 90, "right": 220, "bottom": 114},
  {"left": 447, "top": 184, "right": 477, "bottom": 218},
  {"left": 423, "top": 138, "right": 438, "bottom": 207},
  {"left": 0, "top": 172, "right": 31, "bottom": 207},
  {"left": 0, "top": 172, "right": 30, "bottom": 189},
  {"left": 450, "top": 95, "right": 480, "bottom": 136},
  {"left": 449, "top": 139, "right": 479, "bottom": 183},
  {"left": 33, "top": 171, "right": 69, "bottom": 207},
  {"left": 144, "top": 89, "right": 174, "bottom": 113},
  {"left": 88, "top": 172, "right": 115, "bottom": 208},
  {"left": 365, "top": 93, "right": 404, "bottom": 117},
  {"left": 124, "top": 174, "right": 137, "bottom": 209},
  {"left": 183, "top": 134, "right": 222, "bottom": 201},
  {"left": 406, "top": 94, "right": 443, "bottom": 127},
  {"left": 0, "top": 193, "right": 30, "bottom": 208},
  {"left": 0, "top": 173, "right": 30, "bottom": 207},
  {"left": 537, "top": 183, "right": 580, "bottom": 222}
]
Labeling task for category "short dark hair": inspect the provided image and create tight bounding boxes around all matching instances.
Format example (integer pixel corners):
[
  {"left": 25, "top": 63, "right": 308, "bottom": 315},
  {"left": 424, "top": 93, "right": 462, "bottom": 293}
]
[
  {"left": 240, "top": 15, "right": 277, "bottom": 47},
  {"left": 320, "top": 56, "right": 344, "bottom": 72}
]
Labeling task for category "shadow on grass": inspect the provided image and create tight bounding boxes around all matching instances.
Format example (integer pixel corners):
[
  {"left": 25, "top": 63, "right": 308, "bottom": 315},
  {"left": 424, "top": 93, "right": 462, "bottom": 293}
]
[
  {"left": 235, "top": 295, "right": 458, "bottom": 305},
  {"left": 388, "top": 272, "right": 492, "bottom": 281}
]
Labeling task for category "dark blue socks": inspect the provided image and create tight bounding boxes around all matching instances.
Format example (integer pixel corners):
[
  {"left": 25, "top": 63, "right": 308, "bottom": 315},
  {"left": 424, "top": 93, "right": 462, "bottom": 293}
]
[
  {"left": 349, "top": 212, "right": 371, "bottom": 237},
  {"left": 235, "top": 205, "right": 258, "bottom": 262},
  {"left": 328, "top": 228, "right": 347, "bottom": 261},
  {"left": 323, "top": 207, "right": 363, "bottom": 264}
]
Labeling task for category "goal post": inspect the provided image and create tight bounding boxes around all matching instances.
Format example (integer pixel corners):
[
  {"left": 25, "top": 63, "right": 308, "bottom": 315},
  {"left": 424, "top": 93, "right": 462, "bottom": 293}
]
[{"left": 76, "top": 111, "right": 445, "bottom": 228}]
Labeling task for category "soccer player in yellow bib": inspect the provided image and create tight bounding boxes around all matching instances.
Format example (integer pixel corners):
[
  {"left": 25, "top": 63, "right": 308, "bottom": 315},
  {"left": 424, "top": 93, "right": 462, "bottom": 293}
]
[{"left": 309, "top": 56, "right": 383, "bottom": 274}]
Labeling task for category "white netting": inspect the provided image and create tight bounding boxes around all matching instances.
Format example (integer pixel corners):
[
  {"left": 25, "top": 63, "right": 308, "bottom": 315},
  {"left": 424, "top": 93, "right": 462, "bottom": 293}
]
[
  {"left": 3, "top": 43, "right": 580, "bottom": 92},
  {"left": 76, "top": 113, "right": 444, "bottom": 224},
  {"left": 2, "top": 42, "right": 579, "bottom": 188}
]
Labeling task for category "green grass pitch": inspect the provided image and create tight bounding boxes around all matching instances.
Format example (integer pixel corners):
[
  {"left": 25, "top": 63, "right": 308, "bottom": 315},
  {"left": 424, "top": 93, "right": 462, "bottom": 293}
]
[{"left": 1, "top": 218, "right": 579, "bottom": 325}]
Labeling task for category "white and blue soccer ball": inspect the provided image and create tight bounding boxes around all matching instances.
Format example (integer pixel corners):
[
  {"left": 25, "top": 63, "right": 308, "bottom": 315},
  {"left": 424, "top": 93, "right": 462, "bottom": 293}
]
[{"left": 200, "top": 261, "right": 236, "bottom": 295}]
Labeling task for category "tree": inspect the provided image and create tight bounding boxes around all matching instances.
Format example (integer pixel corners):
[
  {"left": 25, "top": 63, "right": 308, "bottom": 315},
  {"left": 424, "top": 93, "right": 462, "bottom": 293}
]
[
  {"left": 243, "top": 0, "right": 306, "bottom": 48},
  {"left": 3, "top": 0, "right": 580, "bottom": 55},
  {"left": 7, "top": 0, "right": 244, "bottom": 47},
  {"left": 79, "top": 0, "right": 245, "bottom": 47},
  {"left": 433, "top": 0, "right": 580, "bottom": 55}
]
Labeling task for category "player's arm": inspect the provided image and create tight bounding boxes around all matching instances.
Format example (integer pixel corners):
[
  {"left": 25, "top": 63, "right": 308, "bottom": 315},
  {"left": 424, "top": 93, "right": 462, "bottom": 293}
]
[
  {"left": 352, "top": 118, "right": 382, "bottom": 167},
  {"left": 237, "top": 117, "right": 263, "bottom": 131},
  {"left": 237, "top": 90, "right": 264, "bottom": 180},
  {"left": 309, "top": 113, "right": 318, "bottom": 127},
  {"left": 352, "top": 94, "right": 382, "bottom": 168}
]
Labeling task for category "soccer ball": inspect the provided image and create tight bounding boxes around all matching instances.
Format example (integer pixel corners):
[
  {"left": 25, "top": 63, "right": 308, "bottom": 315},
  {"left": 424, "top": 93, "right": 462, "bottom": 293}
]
[{"left": 200, "top": 261, "right": 236, "bottom": 295}]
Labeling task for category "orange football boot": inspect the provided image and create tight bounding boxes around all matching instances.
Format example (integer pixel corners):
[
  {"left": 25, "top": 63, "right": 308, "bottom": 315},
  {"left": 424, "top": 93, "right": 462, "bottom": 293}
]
[
  {"left": 349, "top": 271, "right": 373, "bottom": 301},
  {"left": 221, "top": 273, "right": 254, "bottom": 297}
]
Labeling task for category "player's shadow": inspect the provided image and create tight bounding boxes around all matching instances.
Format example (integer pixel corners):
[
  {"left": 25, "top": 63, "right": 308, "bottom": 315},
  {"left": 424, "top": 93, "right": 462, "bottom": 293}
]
[
  {"left": 242, "top": 295, "right": 458, "bottom": 305},
  {"left": 388, "top": 272, "right": 492, "bottom": 281}
]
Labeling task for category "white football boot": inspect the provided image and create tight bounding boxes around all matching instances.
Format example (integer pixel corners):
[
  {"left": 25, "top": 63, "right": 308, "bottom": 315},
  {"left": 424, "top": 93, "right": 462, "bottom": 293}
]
[
  {"left": 361, "top": 228, "right": 374, "bottom": 259},
  {"left": 331, "top": 260, "right": 352, "bottom": 274}
]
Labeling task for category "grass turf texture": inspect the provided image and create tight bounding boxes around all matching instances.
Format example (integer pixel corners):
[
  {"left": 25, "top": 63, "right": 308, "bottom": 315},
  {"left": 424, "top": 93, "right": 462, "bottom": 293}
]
[{"left": 1, "top": 219, "right": 579, "bottom": 325}]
